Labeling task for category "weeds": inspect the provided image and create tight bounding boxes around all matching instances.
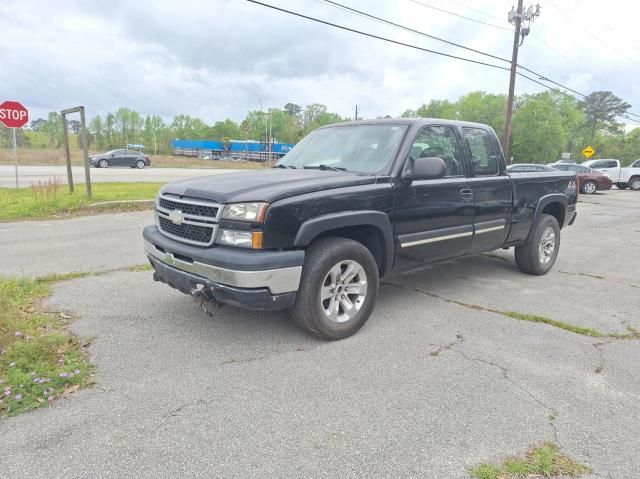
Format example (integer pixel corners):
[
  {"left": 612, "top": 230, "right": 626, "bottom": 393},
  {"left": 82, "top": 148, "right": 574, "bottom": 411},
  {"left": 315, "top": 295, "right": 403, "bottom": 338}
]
[
  {"left": 471, "top": 442, "right": 591, "bottom": 479},
  {"left": 31, "top": 177, "right": 62, "bottom": 203},
  {"left": 0, "top": 276, "right": 94, "bottom": 417}
]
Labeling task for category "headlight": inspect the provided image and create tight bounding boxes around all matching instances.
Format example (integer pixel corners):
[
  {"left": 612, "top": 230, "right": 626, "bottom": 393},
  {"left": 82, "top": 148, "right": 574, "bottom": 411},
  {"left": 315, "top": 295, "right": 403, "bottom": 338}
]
[
  {"left": 217, "top": 229, "right": 263, "bottom": 249},
  {"left": 222, "top": 202, "right": 268, "bottom": 222}
]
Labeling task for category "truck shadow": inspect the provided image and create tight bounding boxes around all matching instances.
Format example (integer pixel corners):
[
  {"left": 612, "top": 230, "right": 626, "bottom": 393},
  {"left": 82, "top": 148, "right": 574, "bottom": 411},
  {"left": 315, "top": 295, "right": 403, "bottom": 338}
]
[{"left": 167, "top": 252, "right": 519, "bottom": 341}]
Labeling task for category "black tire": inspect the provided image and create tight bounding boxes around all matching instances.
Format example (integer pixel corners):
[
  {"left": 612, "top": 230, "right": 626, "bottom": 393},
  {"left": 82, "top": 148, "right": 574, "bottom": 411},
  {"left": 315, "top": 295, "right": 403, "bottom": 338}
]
[
  {"left": 616, "top": 183, "right": 628, "bottom": 190},
  {"left": 514, "top": 214, "right": 560, "bottom": 275},
  {"left": 290, "top": 237, "right": 379, "bottom": 340},
  {"left": 581, "top": 181, "right": 597, "bottom": 194},
  {"left": 630, "top": 177, "right": 640, "bottom": 191},
  {"left": 136, "top": 160, "right": 145, "bottom": 169},
  {"left": 98, "top": 159, "right": 109, "bottom": 168}
]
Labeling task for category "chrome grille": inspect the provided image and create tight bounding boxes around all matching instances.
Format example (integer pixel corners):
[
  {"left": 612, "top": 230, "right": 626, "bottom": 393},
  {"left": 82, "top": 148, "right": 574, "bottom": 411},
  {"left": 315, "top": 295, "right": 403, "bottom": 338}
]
[
  {"left": 156, "top": 194, "right": 222, "bottom": 246},
  {"left": 158, "top": 197, "right": 219, "bottom": 218}
]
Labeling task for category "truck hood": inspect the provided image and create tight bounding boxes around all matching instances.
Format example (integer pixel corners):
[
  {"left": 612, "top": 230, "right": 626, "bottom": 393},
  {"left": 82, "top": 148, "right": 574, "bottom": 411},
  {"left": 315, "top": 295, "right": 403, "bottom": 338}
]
[{"left": 161, "top": 169, "right": 378, "bottom": 204}]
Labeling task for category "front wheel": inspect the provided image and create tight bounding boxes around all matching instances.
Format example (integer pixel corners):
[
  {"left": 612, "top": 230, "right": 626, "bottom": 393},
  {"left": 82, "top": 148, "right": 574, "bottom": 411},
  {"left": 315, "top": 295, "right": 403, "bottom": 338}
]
[
  {"left": 290, "top": 237, "right": 379, "bottom": 340},
  {"left": 136, "top": 160, "right": 146, "bottom": 169},
  {"left": 98, "top": 159, "right": 109, "bottom": 168},
  {"left": 630, "top": 177, "right": 640, "bottom": 191},
  {"left": 515, "top": 214, "right": 560, "bottom": 275},
  {"left": 582, "top": 181, "right": 597, "bottom": 194}
]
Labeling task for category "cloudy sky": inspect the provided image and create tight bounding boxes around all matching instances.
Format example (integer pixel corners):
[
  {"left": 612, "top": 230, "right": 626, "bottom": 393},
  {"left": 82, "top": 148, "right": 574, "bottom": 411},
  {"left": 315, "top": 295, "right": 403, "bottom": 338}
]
[{"left": 2, "top": 0, "right": 639, "bottom": 125}]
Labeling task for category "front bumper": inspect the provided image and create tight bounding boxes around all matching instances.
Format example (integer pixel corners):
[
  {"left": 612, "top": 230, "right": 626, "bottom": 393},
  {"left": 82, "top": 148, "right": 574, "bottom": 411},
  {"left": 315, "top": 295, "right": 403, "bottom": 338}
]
[{"left": 143, "top": 225, "right": 304, "bottom": 310}]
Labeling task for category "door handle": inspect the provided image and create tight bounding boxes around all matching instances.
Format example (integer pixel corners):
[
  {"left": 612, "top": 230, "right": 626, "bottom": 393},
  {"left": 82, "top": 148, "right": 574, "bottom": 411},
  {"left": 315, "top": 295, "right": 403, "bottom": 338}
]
[{"left": 460, "top": 188, "right": 473, "bottom": 200}]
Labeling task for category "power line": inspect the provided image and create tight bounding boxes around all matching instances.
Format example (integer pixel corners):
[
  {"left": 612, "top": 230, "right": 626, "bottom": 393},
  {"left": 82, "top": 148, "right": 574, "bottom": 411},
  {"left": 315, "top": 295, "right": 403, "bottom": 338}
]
[
  {"left": 318, "top": 0, "right": 511, "bottom": 64},
  {"left": 317, "top": 0, "right": 581, "bottom": 98},
  {"left": 408, "top": 0, "right": 513, "bottom": 32},
  {"left": 246, "top": 0, "right": 511, "bottom": 71},
  {"left": 319, "top": 0, "right": 640, "bottom": 121},
  {"left": 247, "top": 0, "right": 640, "bottom": 123}
]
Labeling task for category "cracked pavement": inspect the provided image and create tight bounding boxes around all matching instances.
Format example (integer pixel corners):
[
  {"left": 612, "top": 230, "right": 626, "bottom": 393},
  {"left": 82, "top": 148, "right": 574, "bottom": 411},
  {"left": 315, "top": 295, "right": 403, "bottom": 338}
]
[{"left": 1, "top": 190, "right": 639, "bottom": 478}]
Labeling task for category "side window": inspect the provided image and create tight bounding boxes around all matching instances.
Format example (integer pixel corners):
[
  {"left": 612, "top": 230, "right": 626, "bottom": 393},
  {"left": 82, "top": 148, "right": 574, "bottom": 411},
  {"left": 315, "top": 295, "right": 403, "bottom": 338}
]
[
  {"left": 606, "top": 160, "right": 618, "bottom": 168},
  {"left": 463, "top": 127, "right": 499, "bottom": 176},
  {"left": 590, "top": 160, "right": 606, "bottom": 168},
  {"left": 407, "top": 126, "right": 463, "bottom": 177}
]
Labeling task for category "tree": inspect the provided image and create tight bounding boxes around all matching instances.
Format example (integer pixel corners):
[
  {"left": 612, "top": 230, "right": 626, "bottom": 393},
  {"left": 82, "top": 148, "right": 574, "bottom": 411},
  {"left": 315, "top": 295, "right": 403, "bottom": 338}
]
[
  {"left": 210, "top": 119, "right": 241, "bottom": 141},
  {"left": 30, "top": 118, "right": 46, "bottom": 131},
  {"left": 413, "top": 99, "right": 457, "bottom": 119},
  {"left": 143, "top": 115, "right": 165, "bottom": 155},
  {"left": 89, "top": 115, "right": 105, "bottom": 150},
  {"left": 579, "top": 91, "right": 631, "bottom": 140},
  {"left": 170, "top": 114, "right": 208, "bottom": 139},
  {"left": 42, "top": 111, "right": 63, "bottom": 146},
  {"left": 68, "top": 119, "right": 81, "bottom": 135},
  {"left": 457, "top": 92, "right": 507, "bottom": 140},
  {"left": 113, "top": 107, "right": 143, "bottom": 146},
  {"left": 104, "top": 112, "right": 116, "bottom": 148},
  {"left": 511, "top": 92, "right": 565, "bottom": 163},
  {"left": 284, "top": 103, "right": 302, "bottom": 117}
]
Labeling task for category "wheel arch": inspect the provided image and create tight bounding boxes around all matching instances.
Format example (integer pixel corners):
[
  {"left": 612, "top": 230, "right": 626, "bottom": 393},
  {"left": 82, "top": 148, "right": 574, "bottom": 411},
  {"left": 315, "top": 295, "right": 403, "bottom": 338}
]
[
  {"left": 294, "top": 211, "right": 394, "bottom": 276},
  {"left": 534, "top": 194, "right": 567, "bottom": 230}
]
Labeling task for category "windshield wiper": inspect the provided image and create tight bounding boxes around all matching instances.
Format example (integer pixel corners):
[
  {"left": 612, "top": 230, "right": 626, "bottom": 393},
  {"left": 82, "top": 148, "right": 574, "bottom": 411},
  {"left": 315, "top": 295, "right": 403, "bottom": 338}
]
[
  {"left": 303, "top": 164, "right": 347, "bottom": 172},
  {"left": 274, "top": 164, "right": 296, "bottom": 169}
]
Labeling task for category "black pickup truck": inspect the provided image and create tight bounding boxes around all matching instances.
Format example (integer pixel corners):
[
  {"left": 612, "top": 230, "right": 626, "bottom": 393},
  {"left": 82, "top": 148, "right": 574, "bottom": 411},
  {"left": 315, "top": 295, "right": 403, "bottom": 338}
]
[{"left": 143, "top": 119, "right": 578, "bottom": 340}]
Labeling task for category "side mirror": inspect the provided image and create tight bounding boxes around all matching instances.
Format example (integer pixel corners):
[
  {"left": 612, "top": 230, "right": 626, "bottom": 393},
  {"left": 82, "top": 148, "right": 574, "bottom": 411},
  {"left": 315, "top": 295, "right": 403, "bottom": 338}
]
[{"left": 403, "top": 157, "right": 446, "bottom": 181}]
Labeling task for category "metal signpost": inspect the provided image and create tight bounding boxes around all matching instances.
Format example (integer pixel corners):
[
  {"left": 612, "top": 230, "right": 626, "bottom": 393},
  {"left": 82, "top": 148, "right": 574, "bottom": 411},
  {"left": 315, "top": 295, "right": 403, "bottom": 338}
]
[
  {"left": 0, "top": 100, "right": 29, "bottom": 188},
  {"left": 61, "top": 106, "right": 92, "bottom": 198}
]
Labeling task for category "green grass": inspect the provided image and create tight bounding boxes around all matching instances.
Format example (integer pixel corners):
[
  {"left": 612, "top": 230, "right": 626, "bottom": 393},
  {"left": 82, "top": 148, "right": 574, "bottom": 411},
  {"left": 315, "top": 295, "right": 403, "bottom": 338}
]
[
  {"left": 0, "top": 182, "right": 162, "bottom": 221},
  {"left": 498, "top": 311, "right": 604, "bottom": 337},
  {"left": 471, "top": 442, "right": 592, "bottom": 479},
  {"left": 0, "top": 276, "right": 94, "bottom": 417}
]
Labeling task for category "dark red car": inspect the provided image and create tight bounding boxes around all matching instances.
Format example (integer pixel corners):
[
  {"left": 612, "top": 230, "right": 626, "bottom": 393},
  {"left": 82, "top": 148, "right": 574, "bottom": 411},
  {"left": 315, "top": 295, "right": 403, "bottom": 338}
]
[{"left": 550, "top": 163, "right": 612, "bottom": 194}]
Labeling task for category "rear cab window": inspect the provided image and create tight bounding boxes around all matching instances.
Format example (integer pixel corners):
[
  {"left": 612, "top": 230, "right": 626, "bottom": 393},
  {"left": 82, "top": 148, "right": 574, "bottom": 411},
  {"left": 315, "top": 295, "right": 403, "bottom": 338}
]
[{"left": 462, "top": 127, "right": 500, "bottom": 176}]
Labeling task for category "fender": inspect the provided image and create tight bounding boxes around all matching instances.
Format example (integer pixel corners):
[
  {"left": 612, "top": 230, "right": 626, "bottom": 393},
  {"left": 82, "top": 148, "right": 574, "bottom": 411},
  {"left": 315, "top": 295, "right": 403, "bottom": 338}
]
[
  {"left": 523, "top": 194, "right": 569, "bottom": 245},
  {"left": 533, "top": 194, "right": 568, "bottom": 221},
  {"left": 294, "top": 210, "right": 395, "bottom": 275}
]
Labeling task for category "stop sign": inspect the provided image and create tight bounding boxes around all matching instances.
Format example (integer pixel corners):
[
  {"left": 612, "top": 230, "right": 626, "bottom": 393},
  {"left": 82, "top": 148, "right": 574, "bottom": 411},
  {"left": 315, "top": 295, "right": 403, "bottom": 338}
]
[{"left": 0, "top": 100, "right": 29, "bottom": 128}]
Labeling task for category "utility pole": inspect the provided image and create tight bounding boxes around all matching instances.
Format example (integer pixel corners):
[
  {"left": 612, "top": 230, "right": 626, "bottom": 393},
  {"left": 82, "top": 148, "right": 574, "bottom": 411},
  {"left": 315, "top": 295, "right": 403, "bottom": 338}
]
[
  {"left": 354, "top": 104, "right": 358, "bottom": 121},
  {"left": 503, "top": 1, "right": 540, "bottom": 164}
]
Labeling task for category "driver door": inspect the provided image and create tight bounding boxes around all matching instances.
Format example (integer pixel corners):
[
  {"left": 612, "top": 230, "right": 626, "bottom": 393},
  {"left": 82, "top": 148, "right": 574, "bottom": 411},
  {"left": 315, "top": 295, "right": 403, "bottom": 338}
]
[{"left": 393, "top": 125, "right": 473, "bottom": 269}]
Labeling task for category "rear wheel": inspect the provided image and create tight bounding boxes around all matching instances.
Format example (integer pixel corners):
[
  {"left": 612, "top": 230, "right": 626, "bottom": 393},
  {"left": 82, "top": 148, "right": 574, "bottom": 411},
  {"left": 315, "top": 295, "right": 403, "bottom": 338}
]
[
  {"left": 290, "top": 237, "right": 379, "bottom": 340},
  {"left": 515, "top": 214, "right": 560, "bottom": 275},
  {"left": 582, "top": 181, "right": 597, "bottom": 194},
  {"left": 630, "top": 177, "right": 640, "bottom": 191},
  {"left": 98, "top": 159, "right": 109, "bottom": 168}
]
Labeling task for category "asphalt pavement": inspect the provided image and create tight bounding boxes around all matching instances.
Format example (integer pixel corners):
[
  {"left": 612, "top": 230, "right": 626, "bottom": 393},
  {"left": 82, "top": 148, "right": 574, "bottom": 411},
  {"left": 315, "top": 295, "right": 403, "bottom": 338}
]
[
  {"left": 1, "top": 190, "right": 639, "bottom": 478},
  {"left": 0, "top": 165, "right": 240, "bottom": 187}
]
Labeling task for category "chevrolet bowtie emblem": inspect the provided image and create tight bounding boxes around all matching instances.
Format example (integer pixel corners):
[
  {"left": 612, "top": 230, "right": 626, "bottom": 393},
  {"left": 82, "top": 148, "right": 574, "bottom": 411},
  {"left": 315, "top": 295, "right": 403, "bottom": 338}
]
[{"left": 169, "top": 209, "right": 184, "bottom": 225}]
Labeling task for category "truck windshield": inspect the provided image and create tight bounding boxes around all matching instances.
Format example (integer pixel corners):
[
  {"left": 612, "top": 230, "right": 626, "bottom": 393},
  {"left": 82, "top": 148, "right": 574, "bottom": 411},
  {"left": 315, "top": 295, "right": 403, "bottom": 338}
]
[{"left": 277, "top": 124, "right": 407, "bottom": 174}]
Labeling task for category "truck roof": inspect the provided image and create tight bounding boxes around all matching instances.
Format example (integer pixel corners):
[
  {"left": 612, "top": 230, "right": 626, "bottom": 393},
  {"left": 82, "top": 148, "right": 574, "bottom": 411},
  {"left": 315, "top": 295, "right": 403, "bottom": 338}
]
[{"left": 320, "top": 117, "right": 495, "bottom": 130}]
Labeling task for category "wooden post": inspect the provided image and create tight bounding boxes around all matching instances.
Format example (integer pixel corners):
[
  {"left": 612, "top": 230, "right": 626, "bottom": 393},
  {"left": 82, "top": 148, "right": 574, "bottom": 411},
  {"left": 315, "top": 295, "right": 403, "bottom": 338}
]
[{"left": 61, "top": 111, "right": 74, "bottom": 193}]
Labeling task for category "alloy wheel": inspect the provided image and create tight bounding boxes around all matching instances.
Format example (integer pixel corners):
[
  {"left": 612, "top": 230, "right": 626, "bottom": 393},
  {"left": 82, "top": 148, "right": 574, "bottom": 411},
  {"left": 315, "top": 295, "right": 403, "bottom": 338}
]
[
  {"left": 320, "top": 260, "right": 368, "bottom": 323},
  {"left": 538, "top": 226, "right": 556, "bottom": 265}
]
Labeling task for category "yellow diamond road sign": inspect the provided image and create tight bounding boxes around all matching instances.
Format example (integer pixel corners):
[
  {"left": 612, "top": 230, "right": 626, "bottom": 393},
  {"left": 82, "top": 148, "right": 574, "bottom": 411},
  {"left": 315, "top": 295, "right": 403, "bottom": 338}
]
[{"left": 582, "top": 146, "right": 596, "bottom": 159}]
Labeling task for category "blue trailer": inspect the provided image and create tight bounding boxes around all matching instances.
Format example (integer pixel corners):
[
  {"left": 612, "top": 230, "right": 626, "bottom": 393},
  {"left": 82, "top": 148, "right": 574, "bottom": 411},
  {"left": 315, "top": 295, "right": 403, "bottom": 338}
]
[{"left": 172, "top": 139, "right": 294, "bottom": 161}]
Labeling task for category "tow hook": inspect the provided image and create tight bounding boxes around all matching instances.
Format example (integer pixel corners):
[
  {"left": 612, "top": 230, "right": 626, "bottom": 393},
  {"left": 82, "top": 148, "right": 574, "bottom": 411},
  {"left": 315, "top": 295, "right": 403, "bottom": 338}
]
[{"left": 191, "top": 286, "right": 222, "bottom": 316}]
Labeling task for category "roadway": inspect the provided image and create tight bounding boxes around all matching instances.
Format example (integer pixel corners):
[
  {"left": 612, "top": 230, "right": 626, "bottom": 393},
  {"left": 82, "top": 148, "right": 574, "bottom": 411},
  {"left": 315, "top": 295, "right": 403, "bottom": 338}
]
[{"left": 0, "top": 165, "right": 241, "bottom": 188}]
